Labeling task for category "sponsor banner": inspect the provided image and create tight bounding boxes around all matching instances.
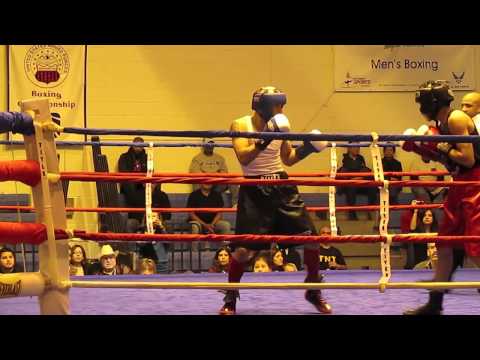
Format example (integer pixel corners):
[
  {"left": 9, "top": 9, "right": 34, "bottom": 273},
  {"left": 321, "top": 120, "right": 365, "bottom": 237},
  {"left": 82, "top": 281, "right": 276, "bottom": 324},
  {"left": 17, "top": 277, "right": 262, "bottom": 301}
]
[
  {"left": 8, "top": 45, "right": 86, "bottom": 140},
  {"left": 334, "top": 45, "right": 475, "bottom": 92}
]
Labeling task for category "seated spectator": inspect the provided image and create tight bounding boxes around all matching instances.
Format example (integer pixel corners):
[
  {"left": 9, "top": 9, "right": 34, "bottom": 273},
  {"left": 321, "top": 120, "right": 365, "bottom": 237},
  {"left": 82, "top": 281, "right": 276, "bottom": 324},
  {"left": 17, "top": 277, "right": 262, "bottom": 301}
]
[
  {"left": 137, "top": 258, "right": 157, "bottom": 275},
  {"left": 253, "top": 251, "right": 272, "bottom": 273},
  {"left": 409, "top": 155, "right": 449, "bottom": 206},
  {"left": 271, "top": 248, "right": 298, "bottom": 272},
  {"left": 118, "top": 137, "right": 172, "bottom": 232},
  {"left": 283, "top": 263, "right": 298, "bottom": 272},
  {"left": 187, "top": 183, "right": 231, "bottom": 250},
  {"left": 0, "top": 247, "right": 18, "bottom": 274},
  {"left": 338, "top": 143, "right": 377, "bottom": 220},
  {"left": 137, "top": 212, "right": 171, "bottom": 273},
  {"left": 381, "top": 143, "right": 403, "bottom": 205},
  {"left": 283, "top": 247, "right": 302, "bottom": 270},
  {"left": 318, "top": 226, "right": 347, "bottom": 270},
  {"left": 190, "top": 138, "right": 239, "bottom": 206},
  {"left": 405, "top": 208, "right": 438, "bottom": 269},
  {"left": 93, "top": 245, "right": 131, "bottom": 275},
  {"left": 69, "top": 244, "right": 88, "bottom": 276},
  {"left": 208, "top": 246, "right": 231, "bottom": 273}
]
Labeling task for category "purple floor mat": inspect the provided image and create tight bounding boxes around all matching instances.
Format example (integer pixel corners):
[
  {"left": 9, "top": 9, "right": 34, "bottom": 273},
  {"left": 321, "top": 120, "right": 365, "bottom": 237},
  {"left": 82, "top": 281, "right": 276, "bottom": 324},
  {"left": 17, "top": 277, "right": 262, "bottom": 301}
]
[{"left": 1, "top": 270, "right": 479, "bottom": 315}]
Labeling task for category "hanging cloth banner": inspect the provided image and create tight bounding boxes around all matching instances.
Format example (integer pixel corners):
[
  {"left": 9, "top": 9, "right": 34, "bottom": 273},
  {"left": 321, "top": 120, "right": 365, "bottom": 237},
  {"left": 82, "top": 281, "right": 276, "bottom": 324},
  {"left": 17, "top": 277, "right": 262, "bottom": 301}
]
[
  {"left": 334, "top": 45, "right": 475, "bottom": 92},
  {"left": 8, "top": 45, "right": 86, "bottom": 140}
]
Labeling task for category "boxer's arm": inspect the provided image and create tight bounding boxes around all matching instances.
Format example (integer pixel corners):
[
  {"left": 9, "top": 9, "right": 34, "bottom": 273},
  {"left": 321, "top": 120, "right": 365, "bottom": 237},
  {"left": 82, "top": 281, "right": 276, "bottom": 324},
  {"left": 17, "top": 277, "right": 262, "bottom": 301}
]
[
  {"left": 280, "top": 140, "right": 299, "bottom": 166},
  {"left": 443, "top": 112, "right": 475, "bottom": 168},
  {"left": 231, "top": 120, "right": 263, "bottom": 166}
]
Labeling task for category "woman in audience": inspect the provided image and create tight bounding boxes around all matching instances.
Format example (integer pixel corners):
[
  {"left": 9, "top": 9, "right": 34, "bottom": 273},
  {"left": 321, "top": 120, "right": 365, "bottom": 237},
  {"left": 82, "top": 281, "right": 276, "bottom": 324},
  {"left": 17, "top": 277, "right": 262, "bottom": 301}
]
[
  {"left": 208, "top": 246, "right": 231, "bottom": 273},
  {"left": 253, "top": 251, "right": 272, "bottom": 273},
  {"left": 138, "top": 258, "right": 157, "bottom": 275},
  {"left": 271, "top": 248, "right": 298, "bottom": 272},
  {"left": 408, "top": 208, "right": 438, "bottom": 269},
  {"left": 0, "top": 247, "right": 18, "bottom": 274},
  {"left": 69, "top": 244, "right": 88, "bottom": 276}
]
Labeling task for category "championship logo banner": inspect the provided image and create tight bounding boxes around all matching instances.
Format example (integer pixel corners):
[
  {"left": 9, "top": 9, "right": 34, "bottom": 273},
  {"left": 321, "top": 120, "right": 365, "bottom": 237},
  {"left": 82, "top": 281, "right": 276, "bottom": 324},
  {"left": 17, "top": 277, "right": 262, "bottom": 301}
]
[
  {"left": 8, "top": 45, "right": 86, "bottom": 140},
  {"left": 334, "top": 45, "right": 475, "bottom": 92}
]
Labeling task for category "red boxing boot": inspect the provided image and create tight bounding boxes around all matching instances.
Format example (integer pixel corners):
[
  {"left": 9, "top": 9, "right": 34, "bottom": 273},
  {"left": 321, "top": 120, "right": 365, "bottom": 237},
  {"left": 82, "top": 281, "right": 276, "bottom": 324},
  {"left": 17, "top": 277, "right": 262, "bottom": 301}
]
[
  {"left": 219, "top": 290, "right": 239, "bottom": 316},
  {"left": 304, "top": 274, "right": 332, "bottom": 314}
]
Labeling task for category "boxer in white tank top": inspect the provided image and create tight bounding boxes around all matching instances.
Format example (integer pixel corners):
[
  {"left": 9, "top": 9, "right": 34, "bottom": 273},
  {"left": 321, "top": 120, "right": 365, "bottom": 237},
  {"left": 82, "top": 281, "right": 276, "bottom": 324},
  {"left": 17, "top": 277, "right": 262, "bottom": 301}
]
[{"left": 219, "top": 86, "right": 332, "bottom": 316}]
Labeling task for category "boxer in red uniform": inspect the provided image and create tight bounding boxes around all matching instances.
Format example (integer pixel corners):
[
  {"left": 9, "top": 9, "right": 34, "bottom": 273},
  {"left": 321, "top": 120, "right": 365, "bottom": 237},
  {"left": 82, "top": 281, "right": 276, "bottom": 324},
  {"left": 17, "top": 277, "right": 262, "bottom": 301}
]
[
  {"left": 403, "top": 81, "right": 480, "bottom": 315},
  {"left": 220, "top": 86, "right": 332, "bottom": 315}
]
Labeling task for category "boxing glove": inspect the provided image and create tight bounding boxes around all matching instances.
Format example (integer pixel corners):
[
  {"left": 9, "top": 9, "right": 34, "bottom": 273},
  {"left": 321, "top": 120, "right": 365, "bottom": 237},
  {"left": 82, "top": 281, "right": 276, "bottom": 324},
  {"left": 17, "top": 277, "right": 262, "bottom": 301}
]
[
  {"left": 266, "top": 113, "right": 291, "bottom": 133},
  {"left": 0, "top": 112, "right": 34, "bottom": 135},
  {"left": 401, "top": 125, "right": 458, "bottom": 172},
  {"left": 256, "top": 114, "right": 291, "bottom": 151},
  {"left": 296, "top": 129, "right": 328, "bottom": 160},
  {"left": 401, "top": 125, "right": 444, "bottom": 162}
]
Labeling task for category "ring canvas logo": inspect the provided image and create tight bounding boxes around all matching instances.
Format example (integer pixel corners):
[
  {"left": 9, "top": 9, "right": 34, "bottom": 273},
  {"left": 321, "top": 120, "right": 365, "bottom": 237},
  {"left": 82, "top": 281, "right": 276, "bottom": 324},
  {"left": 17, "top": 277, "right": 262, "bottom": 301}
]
[
  {"left": 0, "top": 279, "right": 21, "bottom": 298},
  {"left": 24, "top": 45, "right": 70, "bottom": 88}
]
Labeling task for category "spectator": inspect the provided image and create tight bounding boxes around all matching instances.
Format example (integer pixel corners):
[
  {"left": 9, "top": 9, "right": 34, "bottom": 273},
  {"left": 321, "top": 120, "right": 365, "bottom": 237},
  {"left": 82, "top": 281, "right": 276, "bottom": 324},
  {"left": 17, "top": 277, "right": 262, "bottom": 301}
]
[
  {"left": 0, "top": 247, "right": 18, "bottom": 274},
  {"left": 137, "top": 258, "right": 156, "bottom": 275},
  {"left": 253, "top": 252, "right": 272, "bottom": 273},
  {"left": 318, "top": 226, "right": 347, "bottom": 270},
  {"left": 271, "top": 248, "right": 298, "bottom": 272},
  {"left": 189, "top": 138, "right": 239, "bottom": 206},
  {"left": 118, "top": 137, "right": 172, "bottom": 233},
  {"left": 381, "top": 143, "right": 403, "bottom": 204},
  {"left": 93, "top": 245, "right": 131, "bottom": 275},
  {"left": 405, "top": 208, "right": 438, "bottom": 269},
  {"left": 69, "top": 244, "right": 88, "bottom": 276},
  {"left": 208, "top": 246, "right": 231, "bottom": 273},
  {"left": 187, "top": 183, "right": 231, "bottom": 250},
  {"left": 283, "top": 263, "right": 298, "bottom": 272},
  {"left": 137, "top": 212, "right": 171, "bottom": 273},
  {"left": 338, "top": 143, "right": 377, "bottom": 220},
  {"left": 409, "top": 156, "right": 449, "bottom": 206}
]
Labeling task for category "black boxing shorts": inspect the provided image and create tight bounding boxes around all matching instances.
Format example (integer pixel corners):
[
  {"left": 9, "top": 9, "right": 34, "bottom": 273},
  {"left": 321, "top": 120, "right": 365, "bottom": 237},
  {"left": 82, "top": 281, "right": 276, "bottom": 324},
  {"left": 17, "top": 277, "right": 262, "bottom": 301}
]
[{"left": 231, "top": 171, "right": 317, "bottom": 251}]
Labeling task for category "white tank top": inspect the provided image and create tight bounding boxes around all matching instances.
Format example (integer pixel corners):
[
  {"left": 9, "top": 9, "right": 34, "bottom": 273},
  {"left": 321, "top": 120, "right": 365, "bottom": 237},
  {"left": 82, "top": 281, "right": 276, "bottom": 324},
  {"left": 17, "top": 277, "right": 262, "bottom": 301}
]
[{"left": 239, "top": 116, "right": 284, "bottom": 176}]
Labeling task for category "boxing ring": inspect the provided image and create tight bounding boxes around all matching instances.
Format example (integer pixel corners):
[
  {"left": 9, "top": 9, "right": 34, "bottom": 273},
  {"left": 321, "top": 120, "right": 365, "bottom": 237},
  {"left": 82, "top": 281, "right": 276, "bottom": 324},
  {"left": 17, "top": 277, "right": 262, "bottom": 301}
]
[
  {"left": 1, "top": 97, "right": 480, "bottom": 315},
  {"left": 1, "top": 271, "right": 479, "bottom": 315}
]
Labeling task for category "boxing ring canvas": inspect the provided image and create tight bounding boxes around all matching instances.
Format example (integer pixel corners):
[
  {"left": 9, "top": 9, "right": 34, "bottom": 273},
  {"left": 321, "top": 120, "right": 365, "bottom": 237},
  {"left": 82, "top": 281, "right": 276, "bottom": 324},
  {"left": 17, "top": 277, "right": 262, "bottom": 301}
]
[{"left": 1, "top": 270, "right": 479, "bottom": 315}]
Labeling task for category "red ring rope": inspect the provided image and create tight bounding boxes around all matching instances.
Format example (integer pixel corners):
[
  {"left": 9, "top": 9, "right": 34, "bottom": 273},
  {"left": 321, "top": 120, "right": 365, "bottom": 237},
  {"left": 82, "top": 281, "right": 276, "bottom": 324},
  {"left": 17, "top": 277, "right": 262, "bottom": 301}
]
[{"left": 0, "top": 203, "right": 444, "bottom": 213}]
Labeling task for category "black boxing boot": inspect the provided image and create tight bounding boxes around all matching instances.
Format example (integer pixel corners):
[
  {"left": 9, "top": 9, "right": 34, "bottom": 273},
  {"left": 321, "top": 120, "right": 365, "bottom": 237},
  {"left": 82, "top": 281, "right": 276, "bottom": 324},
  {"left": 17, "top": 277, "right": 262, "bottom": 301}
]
[
  {"left": 403, "top": 291, "right": 443, "bottom": 315},
  {"left": 304, "top": 274, "right": 332, "bottom": 314},
  {"left": 219, "top": 290, "right": 239, "bottom": 316}
]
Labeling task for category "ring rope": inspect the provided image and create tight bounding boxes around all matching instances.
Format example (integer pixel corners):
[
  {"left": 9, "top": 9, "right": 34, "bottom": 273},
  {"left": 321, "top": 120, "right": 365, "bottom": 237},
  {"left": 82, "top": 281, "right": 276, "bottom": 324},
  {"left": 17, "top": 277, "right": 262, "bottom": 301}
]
[
  {"left": 0, "top": 139, "right": 408, "bottom": 149},
  {"left": 67, "top": 280, "right": 480, "bottom": 291},
  {"left": 60, "top": 127, "right": 480, "bottom": 143},
  {"left": 51, "top": 174, "right": 480, "bottom": 187},
  {"left": 0, "top": 203, "right": 446, "bottom": 213},
  {"left": 59, "top": 170, "right": 451, "bottom": 178}
]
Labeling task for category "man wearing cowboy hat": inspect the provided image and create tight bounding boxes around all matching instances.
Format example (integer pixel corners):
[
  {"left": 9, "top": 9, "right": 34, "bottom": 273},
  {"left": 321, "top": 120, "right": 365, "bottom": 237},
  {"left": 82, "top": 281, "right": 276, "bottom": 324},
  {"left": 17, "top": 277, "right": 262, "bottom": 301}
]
[{"left": 95, "top": 245, "right": 130, "bottom": 275}]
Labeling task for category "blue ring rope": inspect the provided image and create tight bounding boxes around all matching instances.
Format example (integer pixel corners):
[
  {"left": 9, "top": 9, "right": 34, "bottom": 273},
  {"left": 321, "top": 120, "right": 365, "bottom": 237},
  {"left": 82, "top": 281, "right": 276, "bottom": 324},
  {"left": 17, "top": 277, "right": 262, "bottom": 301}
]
[{"left": 62, "top": 127, "right": 480, "bottom": 143}]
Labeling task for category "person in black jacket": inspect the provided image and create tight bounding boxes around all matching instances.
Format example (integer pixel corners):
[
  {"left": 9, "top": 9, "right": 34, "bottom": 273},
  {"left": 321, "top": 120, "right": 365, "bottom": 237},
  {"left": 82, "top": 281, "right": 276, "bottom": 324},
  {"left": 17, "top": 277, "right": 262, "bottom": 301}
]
[
  {"left": 382, "top": 143, "right": 403, "bottom": 205},
  {"left": 117, "top": 137, "right": 172, "bottom": 232},
  {"left": 338, "top": 144, "right": 378, "bottom": 220}
]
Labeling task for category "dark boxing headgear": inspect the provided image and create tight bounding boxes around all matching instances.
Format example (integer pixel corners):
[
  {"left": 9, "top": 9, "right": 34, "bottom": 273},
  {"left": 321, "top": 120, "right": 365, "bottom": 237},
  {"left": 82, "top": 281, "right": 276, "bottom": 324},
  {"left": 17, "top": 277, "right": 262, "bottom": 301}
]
[
  {"left": 415, "top": 80, "right": 454, "bottom": 121},
  {"left": 251, "top": 86, "right": 287, "bottom": 121}
]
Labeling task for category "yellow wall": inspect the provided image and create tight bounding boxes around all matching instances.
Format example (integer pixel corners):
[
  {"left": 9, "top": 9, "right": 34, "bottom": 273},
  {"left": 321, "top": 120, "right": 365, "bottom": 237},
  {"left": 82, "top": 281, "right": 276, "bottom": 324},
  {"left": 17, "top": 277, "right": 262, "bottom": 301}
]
[{"left": 1, "top": 45, "right": 479, "bottom": 231}]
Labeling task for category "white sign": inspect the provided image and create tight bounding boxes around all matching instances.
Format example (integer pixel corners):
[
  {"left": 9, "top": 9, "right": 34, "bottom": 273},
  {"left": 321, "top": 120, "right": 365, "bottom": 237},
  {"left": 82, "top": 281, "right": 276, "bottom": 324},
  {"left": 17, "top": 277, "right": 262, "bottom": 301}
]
[
  {"left": 8, "top": 45, "right": 86, "bottom": 140},
  {"left": 334, "top": 45, "right": 475, "bottom": 92}
]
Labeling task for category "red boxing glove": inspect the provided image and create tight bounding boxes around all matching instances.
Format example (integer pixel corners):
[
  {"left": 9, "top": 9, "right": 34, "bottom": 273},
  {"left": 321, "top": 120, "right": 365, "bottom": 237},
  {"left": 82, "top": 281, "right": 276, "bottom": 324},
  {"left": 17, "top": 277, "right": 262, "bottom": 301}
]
[
  {"left": 0, "top": 160, "right": 41, "bottom": 186},
  {"left": 401, "top": 125, "right": 444, "bottom": 162}
]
